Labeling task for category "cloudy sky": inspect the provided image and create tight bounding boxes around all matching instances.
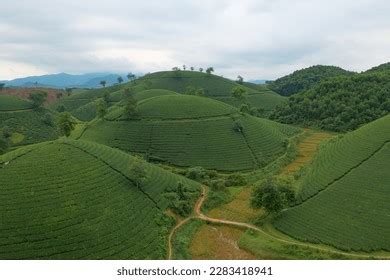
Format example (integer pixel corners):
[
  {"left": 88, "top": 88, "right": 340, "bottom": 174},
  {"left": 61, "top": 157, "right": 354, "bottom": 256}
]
[{"left": 1, "top": 0, "right": 390, "bottom": 80}]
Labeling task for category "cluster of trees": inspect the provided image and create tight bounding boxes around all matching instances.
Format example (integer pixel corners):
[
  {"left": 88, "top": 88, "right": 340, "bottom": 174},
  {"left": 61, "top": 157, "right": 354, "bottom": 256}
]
[
  {"left": 172, "top": 66, "right": 215, "bottom": 74},
  {"left": 268, "top": 65, "right": 353, "bottom": 96},
  {"left": 164, "top": 181, "right": 194, "bottom": 216},
  {"left": 251, "top": 178, "right": 295, "bottom": 214},
  {"left": 231, "top": 86, "right": 265, "bottom": 117},
  {"left": 185, "top": 86, "right": 205, "bottom": 96},
  {"left": 271, "top": 72, "right": 390, "bottom": 131},
  {"left": 29, "top": 91, "right": 47, "bottom": 108}
]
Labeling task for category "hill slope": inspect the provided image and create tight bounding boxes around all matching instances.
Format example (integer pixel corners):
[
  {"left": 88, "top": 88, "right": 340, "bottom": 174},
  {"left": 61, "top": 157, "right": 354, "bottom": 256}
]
[
  {"left": 0, "top": 139, "right": 200, "bottom": 259},
  {"left": 0, "top": 96, "right": 58, "bottom": 146},
  {"left": 268, "top": 65, "right": 353, "bottom": 96},
  {"left": 135, "top": 71, "right": 285, "bottom": 113},
  {"left": 273, "top": 116, "right": 390, "bottom": 252},
  {"left": 80, "top": 95, "right": 300, "bottom": 171},
  {"left": 271, "top": 72, "right": 390, "bottom": 131}
]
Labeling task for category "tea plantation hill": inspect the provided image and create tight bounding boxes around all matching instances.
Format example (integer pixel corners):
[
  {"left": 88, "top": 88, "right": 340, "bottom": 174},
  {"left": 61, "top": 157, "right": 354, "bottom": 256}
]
[
  {"left": 274, "top": 115, "right": 390, "bottom": 252},
  {"left": 80, "top": 94, "right": 301, "bottom": 171},
  {"left": 133, "top": 71, "right": 286, "bottom": 113},
  {"left": 0, "top": 95, "right": 58, "bottom": 146},
  {"left": 0, "top": 139, "right": 200, "bottom": 259}
]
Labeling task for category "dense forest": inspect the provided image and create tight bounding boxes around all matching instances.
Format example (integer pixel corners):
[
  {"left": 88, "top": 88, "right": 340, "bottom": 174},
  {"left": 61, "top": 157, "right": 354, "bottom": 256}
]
[
  {"left": 270, "top": 71, "right": 390, "bottom": 131},
  {"left": 268, "top": 65, "right": 353, "bottom": 96}
]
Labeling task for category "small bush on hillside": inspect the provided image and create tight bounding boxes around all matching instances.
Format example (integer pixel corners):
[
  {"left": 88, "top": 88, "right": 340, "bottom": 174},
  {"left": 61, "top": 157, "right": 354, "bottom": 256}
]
[
  {"left": 2, "top": 126, "right": 12, "bottom": 138},
  {"left": 56, "top": 112, "right": 76, "bottom": 137},
  {"left": 185, "top": 166, "right": 207, "bottom": 181},
  {"left": 208, "top": 179, "right": 226, "bottom": 191},
  {"left": 29, "top": 91, "right": 47, "bottom": 108},
  {"left": 56, "top": 105, "right": 66, "bottom": 112},
  {"left": 251, "top": 178, "right": 296, "bottom": 214},
  {"left": 233, "top": 121, "right": 243, "bottom": 133},
  {"left": 95, "top": 98, "right": 107, "bottom": 118},
  {"left": 41, "top": 113, "right": 54, "bottom": 126},
  {"left": 129, "top": 161, "right": 147, "bottom": 187},
  {"left": 225, "top": 173, "right": 247, "bottom": 187}
]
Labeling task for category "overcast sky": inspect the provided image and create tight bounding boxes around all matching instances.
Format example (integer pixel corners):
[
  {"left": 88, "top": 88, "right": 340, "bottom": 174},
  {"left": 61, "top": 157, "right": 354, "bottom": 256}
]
[{"left": 1, "top": 0, "right": 390, "bottom": 80}]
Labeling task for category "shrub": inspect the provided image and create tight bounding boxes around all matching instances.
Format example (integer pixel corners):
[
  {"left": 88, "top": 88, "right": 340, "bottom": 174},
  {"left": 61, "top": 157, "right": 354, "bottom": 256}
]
[
  {"left": 185, "top": 166, "right": 207, "bottom": 181},
  {"left": 0, "top": 136, "right": 8, "bottom": 154},
  {"left": 29, "top": 91, "right": 47, "bottom": 108},
  {"left": 41, "top": 113, "right": 54, "bottom": 126},
  {"left": 2, "top": 126, "right": 12, "bottom": 138},
  {"left": 225, "top": 173, "right": 247, "bottom": 187}
]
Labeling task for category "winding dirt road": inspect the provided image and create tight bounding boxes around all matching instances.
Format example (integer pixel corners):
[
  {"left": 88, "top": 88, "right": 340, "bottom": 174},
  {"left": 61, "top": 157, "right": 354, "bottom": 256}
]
[{"left": 167, "top": 186, "right": 389, "bottom": 260}]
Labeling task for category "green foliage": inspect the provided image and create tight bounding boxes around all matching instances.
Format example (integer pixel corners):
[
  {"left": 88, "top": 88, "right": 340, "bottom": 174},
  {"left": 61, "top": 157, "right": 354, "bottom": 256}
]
[
  {"left": 268, "top": 65, "right": 353, "bottom": 96},
  {"left": 56, "top": 112, "right": 76, "bottom": 137},
  {"left": 2, "top": 126, "right": 12, "bottom": 138},
  {"left": 164, "top": 181, "right": 198, "bottom": 216},
  {"left": 95, "top": 98, "right": 107, "bottom": 118},
  {"left": 0, "top": 136, "right": 8, "bottom": 154},
  {"left": 0, "top": 139, "right": 200, "bottom": 259},
  {"left": 274, "top": 116, "right": 390, "bottom": 251},
  {"left": 117, "top": 76, "right": 124, "bottom": 84},
  {"left": 236, "top": 75, "right": 244, "bottom": 84},
  {"left": 225, "top": 173, "right": 247, "bottom": 187},
  {"left": 123, "top": 96, "right": 138, "bottom": 120},
  {"left": 251, "top": 178, "right": 294, "bottom": 213},
  {"left": 29, "top": 91, "right": 47, "bottom": 108},
  {"left": 0, "top": 108, "right": 58, "bottom": 146},
  {"left": 82, "top": 95, "right": 294, "bottom": 171},
  {"left": 206, "top": 67, "right": 214, "bottom": 74},
  {"left": 231, "top": 86, "right": 246, "bottom": 103},
  {"left": 271, "top": 72, "right": 390, "bottom": 131},
  {"left": 100, "top": 80, "right": 106, "bottom": 87},
  {"left": 41, "top": 112, "right": 54, "bottom": 126},
  {"left": 56, "top": 104, "right": 66, "bottom": 112}
]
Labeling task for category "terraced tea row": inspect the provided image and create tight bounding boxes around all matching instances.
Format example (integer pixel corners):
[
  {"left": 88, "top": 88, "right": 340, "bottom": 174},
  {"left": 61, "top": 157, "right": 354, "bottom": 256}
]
[
  {"left": 81, "top": 95, "right": 300, "bottom": 171},
  {"left": 0, "top": 139, "right": 200, "bottom": 259},
  {"left": 0, "top": 95, "right": 33, "bottom": 111},
  {"left": 274, "top": 115, "right": 390, "bottom": 252}
]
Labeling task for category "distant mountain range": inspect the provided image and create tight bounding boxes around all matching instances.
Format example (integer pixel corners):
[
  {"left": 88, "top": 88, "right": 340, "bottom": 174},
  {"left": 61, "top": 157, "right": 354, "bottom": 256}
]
[{"left": 1, "top": 72, "right": 140, "bottom": 89}]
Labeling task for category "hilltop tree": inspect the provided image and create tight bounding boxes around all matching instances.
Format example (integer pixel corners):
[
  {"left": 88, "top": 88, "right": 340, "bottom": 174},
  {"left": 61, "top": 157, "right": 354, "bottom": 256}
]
[
  {"left": 56, "top": 112, "right": 76, "bottom": 137},
  {"left": 206, "top": 67, "right": 214, "bottom": 75},
  {"left": 100, "top": 80, "right": 106, "bottom": 88},
  {"left": 183, "top": 65, "right": 186, "bottom": 70},
  {"left": 190, "top": 66, "right": 194, "bottom": 71},
  {"left": 0, "top": 83, "right": 5, "bottom": 90},
  {"left": 95, "top": 98, "right": 107, "bottom": 118},
  {"left": 199, "top": 67, "right": 204, "bottom": 72},
  {"left": 127, "top": 72, "right": 136, "bottom": 81},
  {"left": 117, "top": 76, "right": 124, "bottom": 84},
  {"left": 29, "top": 91, "right": 47, "bottom": 108},
  {"left": 237, "top": 75, "right": 244, "bottom": 84},
  {"left": 231, "top": 86, "right": 246, "bottom": 103}
]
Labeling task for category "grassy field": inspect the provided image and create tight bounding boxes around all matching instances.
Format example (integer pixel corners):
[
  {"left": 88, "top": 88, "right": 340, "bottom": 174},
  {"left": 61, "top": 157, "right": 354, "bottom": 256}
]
[
  {"left": 81, "top": 95, "right": 301, "bottom": 171},
  {"left": 0, "top": 139, "right": 200, "bottom": 259},
  {"left": 273, "top": 115, "right": 390, "bottom": 252}
]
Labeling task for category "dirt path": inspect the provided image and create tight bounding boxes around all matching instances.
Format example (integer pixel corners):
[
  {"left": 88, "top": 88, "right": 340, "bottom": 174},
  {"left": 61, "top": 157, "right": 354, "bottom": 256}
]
[
  {"left": 167, "top": 185, "right": 389, "bottom": 260},
  {"left": 282, "top": 131, "right": 333, "bottom": 174}
]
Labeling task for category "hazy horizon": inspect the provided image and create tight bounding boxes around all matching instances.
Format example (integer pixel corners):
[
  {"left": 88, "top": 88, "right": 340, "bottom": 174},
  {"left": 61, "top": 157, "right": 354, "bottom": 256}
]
[{"left": 1, "top": 0, "right": 390, "bottom": 80}]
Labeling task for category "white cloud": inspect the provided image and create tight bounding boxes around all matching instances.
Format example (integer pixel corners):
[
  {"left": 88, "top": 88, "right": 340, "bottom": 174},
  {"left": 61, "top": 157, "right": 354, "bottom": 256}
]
[{"left": 1, "top": 0, "right": 389, "bottom": 80}]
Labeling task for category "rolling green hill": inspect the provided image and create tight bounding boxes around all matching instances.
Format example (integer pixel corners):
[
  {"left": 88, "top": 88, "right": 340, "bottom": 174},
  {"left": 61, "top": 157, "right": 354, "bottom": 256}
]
[
  {"left": 273, "top": 116, "right": 390, "bottom": 252},
  {"left": 271, "top": 71, "right": 390, "bottom": 131},
  {"left": 366, "top": 62, "right": 390, "bottom": 73},
  {"left": 80, "top": 95, "right": 300, "bottom": 171},
  {"left": 135, "top": 71, "right": 285, "bottom": 113},
  {"left": 0, "top": 139, "right": 200, "bottom": 259},
  {"left": 0, "top": 96, "right": 58, "bottom": 146},
  {"left": 268, "top": 65, "right": 353, "bottom": 96}
]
